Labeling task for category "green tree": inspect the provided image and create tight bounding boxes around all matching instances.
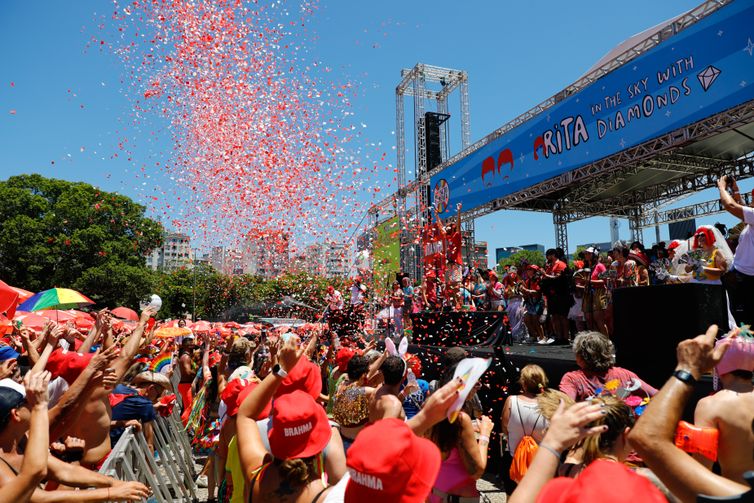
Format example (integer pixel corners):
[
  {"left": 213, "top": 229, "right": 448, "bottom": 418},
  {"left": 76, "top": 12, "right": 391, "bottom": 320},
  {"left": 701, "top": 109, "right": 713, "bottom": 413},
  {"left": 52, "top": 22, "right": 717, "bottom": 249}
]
[
  {"left": 497, "top": 249, "right": 545, "bottom": 271},
  {"left": 0, "top": 174, "right": 163, "bottom": 306}
]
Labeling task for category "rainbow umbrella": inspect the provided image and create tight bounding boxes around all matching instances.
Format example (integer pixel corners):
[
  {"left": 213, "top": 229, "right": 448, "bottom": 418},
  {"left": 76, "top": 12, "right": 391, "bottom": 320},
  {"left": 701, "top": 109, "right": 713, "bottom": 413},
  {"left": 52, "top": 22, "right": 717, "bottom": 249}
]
[{"left": 18, "top": 288, "right": 94, "bottom": 312}]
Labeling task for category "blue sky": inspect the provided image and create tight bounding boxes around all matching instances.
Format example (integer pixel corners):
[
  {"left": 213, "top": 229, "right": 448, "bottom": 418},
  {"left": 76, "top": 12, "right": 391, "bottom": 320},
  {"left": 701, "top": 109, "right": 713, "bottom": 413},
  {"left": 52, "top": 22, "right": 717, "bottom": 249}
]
[{"left": 1, "top": 0, "right": 749, "bottom": 267}]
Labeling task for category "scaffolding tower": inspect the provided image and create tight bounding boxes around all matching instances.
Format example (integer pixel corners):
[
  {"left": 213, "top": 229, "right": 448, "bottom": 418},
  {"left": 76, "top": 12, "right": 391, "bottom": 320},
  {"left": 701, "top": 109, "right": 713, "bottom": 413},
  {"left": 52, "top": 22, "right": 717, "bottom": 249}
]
[{"left": 391, "top": 63, "right": 471, "bottom": 279}]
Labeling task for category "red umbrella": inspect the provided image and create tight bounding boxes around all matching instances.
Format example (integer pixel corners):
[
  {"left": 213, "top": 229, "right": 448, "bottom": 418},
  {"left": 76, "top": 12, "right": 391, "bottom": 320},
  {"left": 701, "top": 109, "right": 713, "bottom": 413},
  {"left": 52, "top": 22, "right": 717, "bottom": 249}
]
[
  {"left": 0, "top": 280, "right": 19, "bottom": 320},
  {"left": 9, "top": 286, "right": 33, "bottom": 304},
  {"left": 37, "top": 310, "right": 77, "bottom": 322},
  {"left": 0, "top": 314, "right": 13, "bottom": 335},
  {"left": 15, "top": 312, "right": 49, "bottom": 330},
  {"left": 190, "top": 320, "right": 211, "bottom": 333},
  {"left": 111, "top": 307, "right": 139, "bottom": 321}
]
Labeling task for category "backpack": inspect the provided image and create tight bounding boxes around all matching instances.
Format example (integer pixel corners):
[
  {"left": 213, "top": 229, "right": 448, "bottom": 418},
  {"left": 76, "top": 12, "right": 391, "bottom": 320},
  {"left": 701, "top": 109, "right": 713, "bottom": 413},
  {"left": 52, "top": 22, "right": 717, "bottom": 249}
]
[{"left": 509, "top": 398, "right": 542, "bottom": 483}]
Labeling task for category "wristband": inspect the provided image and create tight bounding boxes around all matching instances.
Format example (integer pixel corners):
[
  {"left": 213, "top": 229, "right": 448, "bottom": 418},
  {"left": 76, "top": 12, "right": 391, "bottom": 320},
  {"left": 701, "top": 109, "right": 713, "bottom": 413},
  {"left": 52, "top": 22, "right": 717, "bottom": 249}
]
[
  {"left": 673, "top": 369, "right": 696, "bottom": 386},
  {"left": 539, "top": 443, "right": 561, "bottom": 460},
  {"left": 478, "top": 435, "right": 490, "bottom": 445}
]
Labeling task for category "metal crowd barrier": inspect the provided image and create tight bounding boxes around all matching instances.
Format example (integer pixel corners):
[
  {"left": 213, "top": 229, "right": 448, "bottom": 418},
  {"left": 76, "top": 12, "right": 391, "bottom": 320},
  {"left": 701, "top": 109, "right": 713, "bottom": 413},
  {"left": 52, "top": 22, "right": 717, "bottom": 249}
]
[{"left": 99, "top": 411, "right": 198, "bottom": 502}]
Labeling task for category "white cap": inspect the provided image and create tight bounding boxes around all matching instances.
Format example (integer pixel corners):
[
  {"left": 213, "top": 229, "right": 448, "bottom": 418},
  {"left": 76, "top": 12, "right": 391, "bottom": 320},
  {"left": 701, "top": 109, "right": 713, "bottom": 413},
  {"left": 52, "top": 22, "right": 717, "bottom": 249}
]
[{"left": 0, "top": 378, "right": 25, "bottom": 398}]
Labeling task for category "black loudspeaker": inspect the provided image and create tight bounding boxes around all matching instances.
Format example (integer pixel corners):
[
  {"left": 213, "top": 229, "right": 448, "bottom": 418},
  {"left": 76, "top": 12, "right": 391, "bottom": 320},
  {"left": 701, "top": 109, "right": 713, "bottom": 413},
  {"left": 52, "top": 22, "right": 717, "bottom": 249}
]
[
  {"left": 612, "top": 283, "right": 728, "bottom": 389},
  {"left": 424, "top": 112, "right": 448, "bottom": 171},
  {"left": 669, "top": 218, "right": 697, "bottom": 240}
]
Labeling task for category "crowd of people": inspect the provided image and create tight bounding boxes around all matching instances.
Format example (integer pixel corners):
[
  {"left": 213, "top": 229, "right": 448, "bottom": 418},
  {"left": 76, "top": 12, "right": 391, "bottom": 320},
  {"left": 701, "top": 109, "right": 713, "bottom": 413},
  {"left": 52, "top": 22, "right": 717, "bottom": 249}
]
[
  {"left": 2, "top": 301, "right": 752, "bottom": 503},
  {"left": 322, "top": 175, "right": 754, "bottom": 345},
  {"left": 0, "top": 175, "right": 750, "bottom": 502}
]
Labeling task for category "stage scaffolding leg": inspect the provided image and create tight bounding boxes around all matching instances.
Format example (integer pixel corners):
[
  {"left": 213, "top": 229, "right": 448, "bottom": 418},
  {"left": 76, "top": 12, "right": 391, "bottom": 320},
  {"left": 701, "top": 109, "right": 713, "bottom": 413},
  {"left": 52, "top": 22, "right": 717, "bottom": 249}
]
[
  {"left": 462, "top": 219, "right": 476, "bottom": 268},
  {"left": 629, "top": 208, "right": 644, "bottom": 244},
  {"left": 553, "top": 213, "right": 569, "bottom": 255}
]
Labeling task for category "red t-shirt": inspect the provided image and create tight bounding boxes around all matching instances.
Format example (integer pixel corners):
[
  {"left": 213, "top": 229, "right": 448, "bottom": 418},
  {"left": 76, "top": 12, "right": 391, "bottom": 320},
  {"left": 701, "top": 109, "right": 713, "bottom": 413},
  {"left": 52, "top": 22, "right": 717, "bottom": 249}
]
[
  {"left": 447, "top": 231, "right": 463, "bottom": 265},
  {"left": 591, "top": 263, "right": 607, "bottom": 280},
  {"left": 546, "top": 260, "right": 566, "bottom": 276},
  {"left": 559, "top": 367, "right": 658, "bottom": 402}
]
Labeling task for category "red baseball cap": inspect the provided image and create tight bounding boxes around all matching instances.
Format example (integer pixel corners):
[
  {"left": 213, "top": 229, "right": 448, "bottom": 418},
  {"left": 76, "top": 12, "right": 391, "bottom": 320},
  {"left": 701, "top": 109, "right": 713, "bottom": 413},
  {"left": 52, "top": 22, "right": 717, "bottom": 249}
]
[
  {"left": 345, "top": 418, "right": 441, "bottom": 503},
  {"left": 335, "top": 348, "right": 355, "bottom": 374},
  {"left": 45, "top": 348, "right": 94, "bottom": 385},
  {"left": 220, "top": 378, "right": 271, "bottom": 419},
  {"left": 267, "top": 390, "right": 330, "bottom": 460},
  {"left": 273, "top": 358, "right": 322, "bottom": 400},
  {"left": 536, "top": 460, "right": 666, "bottom": 503}
]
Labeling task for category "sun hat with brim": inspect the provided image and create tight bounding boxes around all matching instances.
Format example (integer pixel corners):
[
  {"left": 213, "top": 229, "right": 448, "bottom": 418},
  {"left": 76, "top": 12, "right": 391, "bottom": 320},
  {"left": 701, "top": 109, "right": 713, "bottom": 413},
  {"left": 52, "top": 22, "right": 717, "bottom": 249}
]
[
  {"left": 45, "top": 348, "right": 94, "bottom": 385},
  {"left": 336, "top": 348, "right": 356, "bottom": 374},
  {"left": 628, "top": 251, "right": 649, "bottom": 267},
  {"left": 220, "top": 378, "right": 271, "bottom": 419},
  {"left": 273, "top": 359, "right": 322, "bottom": 400},
  {"left": 345, "top": 418, "right": 441, "bottom": 503},
  {"left": 536, "top": 460, "right": 666, "bottom": 503},
  {"left": 267, "top": 390, "right": 330, "bottom": 460},
  {"left": 715, "top": 337, "right": 754, "bottom": 376}
]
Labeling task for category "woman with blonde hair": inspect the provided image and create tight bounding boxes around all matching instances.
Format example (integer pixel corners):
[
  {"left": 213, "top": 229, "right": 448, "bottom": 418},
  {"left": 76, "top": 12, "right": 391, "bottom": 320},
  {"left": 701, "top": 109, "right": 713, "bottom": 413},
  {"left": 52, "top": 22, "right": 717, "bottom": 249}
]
[
  {"left": 501, "top": 365, "right": 549, "bottom": 490},
  {"left": 502, "top": 365, "right": 549, "bottom": 456}
]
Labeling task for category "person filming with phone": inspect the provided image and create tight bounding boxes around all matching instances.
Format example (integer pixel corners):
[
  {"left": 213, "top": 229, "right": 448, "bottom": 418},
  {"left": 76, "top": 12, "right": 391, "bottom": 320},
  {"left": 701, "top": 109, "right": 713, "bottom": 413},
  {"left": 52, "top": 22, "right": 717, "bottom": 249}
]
[{"left": 718, "top": 175, "right": 754, "bottom": 326}]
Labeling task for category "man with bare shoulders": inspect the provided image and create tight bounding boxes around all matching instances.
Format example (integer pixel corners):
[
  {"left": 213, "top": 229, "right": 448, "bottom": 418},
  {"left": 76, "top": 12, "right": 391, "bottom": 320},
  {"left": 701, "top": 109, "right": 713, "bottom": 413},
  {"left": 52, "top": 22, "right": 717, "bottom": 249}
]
[
  {"left": 64, "top": 308, "right": 155, "bottom": 468},
  {"left": 178, "top": 334, "right": 198, "bottom": 425},
  {"left": 0, "top": 376, "right": 150, "bottom": 502},
  {"left": 693, "top": 335, "right": 754, "bottom": 484},
  {"left": 368, "top": 356, "right": 410, "bottom": 422}
]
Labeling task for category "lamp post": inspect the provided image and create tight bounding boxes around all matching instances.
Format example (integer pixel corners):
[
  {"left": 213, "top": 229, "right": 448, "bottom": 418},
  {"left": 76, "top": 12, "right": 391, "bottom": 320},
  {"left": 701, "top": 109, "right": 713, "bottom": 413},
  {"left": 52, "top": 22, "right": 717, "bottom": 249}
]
[{"left": 192, "top": 248, "right": 198, "bottom": 321}]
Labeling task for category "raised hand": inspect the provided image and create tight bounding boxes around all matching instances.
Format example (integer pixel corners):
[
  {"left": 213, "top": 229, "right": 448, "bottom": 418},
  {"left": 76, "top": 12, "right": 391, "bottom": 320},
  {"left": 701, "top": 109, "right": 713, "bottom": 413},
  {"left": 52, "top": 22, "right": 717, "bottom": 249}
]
[
  {"left": 541, "top": 400, "right": 608, "bottom": 453},
  {"left": 88, "top": 345, "right": 119, "bottom": 372},
  {"left": 676, "top": 324, "right": 731, "bottom": 379},
  {"left": 139, "top": 307, "right": 157, "bottom": 324},
  {"left": 24, "top": 370, "right": 51, "bottom": 409},
  {"left": 278, "top": 334, "right": 304, "bottom": 373}
]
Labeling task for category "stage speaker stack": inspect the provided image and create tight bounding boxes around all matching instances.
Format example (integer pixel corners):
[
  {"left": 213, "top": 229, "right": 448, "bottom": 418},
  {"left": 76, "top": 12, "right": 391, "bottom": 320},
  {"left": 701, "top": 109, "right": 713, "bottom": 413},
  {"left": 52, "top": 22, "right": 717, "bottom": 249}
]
[
  {"left": 612, "top": 283, "right": 728, "bottom": 388},
  {"left": 424, "top": 112, "right": 447, "bottom": 171}
]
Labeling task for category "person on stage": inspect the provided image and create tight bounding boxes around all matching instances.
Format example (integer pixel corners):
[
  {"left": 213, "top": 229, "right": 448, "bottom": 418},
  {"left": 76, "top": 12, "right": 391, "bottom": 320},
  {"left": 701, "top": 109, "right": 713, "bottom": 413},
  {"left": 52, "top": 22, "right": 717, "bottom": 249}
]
[
  {"left": 503, "top": 267, "right": 527, "bottom": 342},
  {"left": 718, "top": 175, "right": 754, "bottom": 326},
  {"left": 521, "top": 264, "right": 550, "bottom": 345},
  {"left": 487, "top": 270, "right": 505, "bottom": 312},
  {"left": 628, "top": 242, "right": 651, "bottom": 287},
  {"left": 580, "top": 247, "right": 609, "bottom": 337},
  {"left": 349, "top": 276, "right": 367, "bottom": 327},
  {"left": 542, "top": 249, "right": 570, "bottom": 344},
  {"left": 324, "top": 285, "right": 343, "bottom": 323},
  {"left": 686, "top": 225, "right": 732, "bottom": 283}
]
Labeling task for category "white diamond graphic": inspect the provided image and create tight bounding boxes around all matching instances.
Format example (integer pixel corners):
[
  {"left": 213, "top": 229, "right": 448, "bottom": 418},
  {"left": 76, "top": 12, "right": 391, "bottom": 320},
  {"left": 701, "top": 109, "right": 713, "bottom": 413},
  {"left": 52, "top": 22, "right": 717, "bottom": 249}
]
[{"left": 697, "top": 65, "right": 721, "bottom": 91}]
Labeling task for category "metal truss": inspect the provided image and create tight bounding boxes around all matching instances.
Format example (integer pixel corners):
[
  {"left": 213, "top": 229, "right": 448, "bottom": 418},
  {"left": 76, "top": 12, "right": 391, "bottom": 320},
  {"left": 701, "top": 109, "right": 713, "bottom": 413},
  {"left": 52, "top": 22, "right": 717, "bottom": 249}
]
[
  {"left": 462, "top": 219, "right": 476, "bottom": 266},
  {"left": 484, "top": 101, "right": 754, "bottom": 217},
  {"left": 553, "top": 210, "right": 569, "bottom": 254},
  {"left": 370, "top": 0, "right": 738, "bottom": 256},
  {"left": 639, "top": 191, "right": 753, "bottom": 228},
  {"left": 419, "top": 0, "right": 730, "bottom": 183}
]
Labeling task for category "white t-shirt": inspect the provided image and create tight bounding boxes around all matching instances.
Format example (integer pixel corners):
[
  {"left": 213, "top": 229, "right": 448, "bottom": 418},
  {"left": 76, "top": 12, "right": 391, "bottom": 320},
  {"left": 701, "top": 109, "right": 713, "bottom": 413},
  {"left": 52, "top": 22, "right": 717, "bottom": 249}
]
[
  {"left": 322, "top": 472, "right": 349, "bottom": 503},
  {"left": 733, "top": 206, "right": 754, "bottom": 276},
  {"left": 47, "top": 376, "right": 69, "bottom": 408}
]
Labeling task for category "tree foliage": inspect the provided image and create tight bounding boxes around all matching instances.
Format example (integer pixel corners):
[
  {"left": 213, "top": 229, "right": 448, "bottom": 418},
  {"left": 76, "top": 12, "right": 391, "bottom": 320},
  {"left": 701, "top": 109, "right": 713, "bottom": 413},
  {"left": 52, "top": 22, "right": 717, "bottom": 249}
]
[
  {"left": 497, "top": 249, "right": 545, "bottom": 271},
  {"left": 154, "top": 268, "right": 349, "bottom": 321},
  {"left": 0, "top": 174, "right": 163, "bottom": 305},
  {"left": 0, "top": 175, "right": 351, "bottom": 319}
]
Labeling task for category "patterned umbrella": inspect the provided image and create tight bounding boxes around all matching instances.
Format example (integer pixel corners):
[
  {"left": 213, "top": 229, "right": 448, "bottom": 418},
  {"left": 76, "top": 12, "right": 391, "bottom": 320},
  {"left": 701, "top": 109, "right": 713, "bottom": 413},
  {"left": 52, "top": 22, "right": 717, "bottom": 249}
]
[{"left": 18, "top": 288, "right": 94, "bottom": 312}]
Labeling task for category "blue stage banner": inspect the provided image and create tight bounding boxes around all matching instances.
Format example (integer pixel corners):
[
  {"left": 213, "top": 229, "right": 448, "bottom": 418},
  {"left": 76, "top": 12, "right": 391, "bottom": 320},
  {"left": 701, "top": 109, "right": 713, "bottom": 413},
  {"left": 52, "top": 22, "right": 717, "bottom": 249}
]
[{"left": 431, "top": 0, "right": 754, "bottom": 217}]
